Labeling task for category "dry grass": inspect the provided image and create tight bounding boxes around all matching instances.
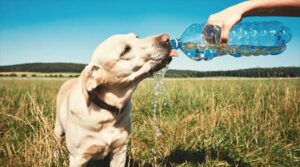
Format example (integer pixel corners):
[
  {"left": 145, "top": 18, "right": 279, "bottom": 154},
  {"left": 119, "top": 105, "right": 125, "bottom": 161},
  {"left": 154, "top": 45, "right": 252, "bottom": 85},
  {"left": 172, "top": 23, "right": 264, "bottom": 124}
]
[{"left": 0, "top": 78, "right": 299, "bottom": 167}]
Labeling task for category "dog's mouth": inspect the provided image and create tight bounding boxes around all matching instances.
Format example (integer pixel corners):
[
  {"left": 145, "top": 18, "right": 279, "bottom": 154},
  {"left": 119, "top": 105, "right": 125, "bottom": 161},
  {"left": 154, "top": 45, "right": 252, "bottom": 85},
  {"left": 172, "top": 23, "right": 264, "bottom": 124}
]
[
  {"left": 133, "top": 37, "right": 178, "bottom": 83},
  {"left": 150, "top": 55, "right": 172, "bottom": 73},
  {"left": 133, "top": 49, "right": 177, "bottom": 83},
  {"left": 150, "top": 49, "right": 178, "bottom": 73},
  {"left": 148, "top": 34, "right": 179, "bottom": 73}
]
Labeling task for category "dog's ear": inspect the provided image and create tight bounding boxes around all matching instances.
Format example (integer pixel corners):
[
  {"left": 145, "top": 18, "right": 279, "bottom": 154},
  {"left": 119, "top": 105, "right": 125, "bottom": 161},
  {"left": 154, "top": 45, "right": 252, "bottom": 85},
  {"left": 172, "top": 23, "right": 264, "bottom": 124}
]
[{"left": 81, "top": 65, "right": 103, "bottom": 106}]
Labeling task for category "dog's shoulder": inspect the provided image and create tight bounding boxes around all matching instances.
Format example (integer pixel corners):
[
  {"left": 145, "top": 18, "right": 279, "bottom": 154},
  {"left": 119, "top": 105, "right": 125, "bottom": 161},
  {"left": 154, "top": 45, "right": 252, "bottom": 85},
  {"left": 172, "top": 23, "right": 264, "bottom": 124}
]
[{"left": 57, "top": 78, "right": 78, "bottom": 104}]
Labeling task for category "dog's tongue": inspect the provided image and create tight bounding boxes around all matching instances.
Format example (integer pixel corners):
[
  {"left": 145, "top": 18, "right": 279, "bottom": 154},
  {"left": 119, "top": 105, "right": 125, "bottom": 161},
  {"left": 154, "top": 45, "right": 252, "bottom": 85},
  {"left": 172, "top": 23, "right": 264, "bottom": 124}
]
[{"left": 169, "top": 50, "right": 179, "bottom": 57}]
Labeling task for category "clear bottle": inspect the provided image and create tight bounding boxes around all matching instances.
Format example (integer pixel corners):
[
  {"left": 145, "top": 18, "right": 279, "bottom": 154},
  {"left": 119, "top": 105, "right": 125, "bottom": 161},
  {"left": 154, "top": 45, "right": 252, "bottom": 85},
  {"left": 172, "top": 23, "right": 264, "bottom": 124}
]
[{"left": 170, "top": 21, "right": 292, "bottom": 61}]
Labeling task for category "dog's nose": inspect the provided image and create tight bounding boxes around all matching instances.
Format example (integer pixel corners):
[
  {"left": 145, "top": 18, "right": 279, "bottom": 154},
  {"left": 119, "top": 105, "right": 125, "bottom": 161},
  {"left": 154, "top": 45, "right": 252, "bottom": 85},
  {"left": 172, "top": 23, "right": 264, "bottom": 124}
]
[
  {"left": 156, "top": 34, "right": 170, "bottom": 45},
  {"left": 160, "top": 34, "right": 170, "bottom": 43}
]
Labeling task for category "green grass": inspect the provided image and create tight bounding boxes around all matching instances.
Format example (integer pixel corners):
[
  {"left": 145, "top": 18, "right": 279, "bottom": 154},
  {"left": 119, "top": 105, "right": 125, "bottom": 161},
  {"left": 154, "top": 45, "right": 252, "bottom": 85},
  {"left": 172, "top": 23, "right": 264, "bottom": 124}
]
[{"left": 0, "top": 78, "right": 299, "bottom": 166}]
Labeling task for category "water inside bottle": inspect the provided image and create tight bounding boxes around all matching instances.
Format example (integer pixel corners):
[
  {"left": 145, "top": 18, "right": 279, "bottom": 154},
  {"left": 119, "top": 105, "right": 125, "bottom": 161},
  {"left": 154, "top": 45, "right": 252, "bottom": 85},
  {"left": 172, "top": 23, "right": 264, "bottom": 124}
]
[{"left": 182, "top": 42, "right": 286, "bottom": 60}]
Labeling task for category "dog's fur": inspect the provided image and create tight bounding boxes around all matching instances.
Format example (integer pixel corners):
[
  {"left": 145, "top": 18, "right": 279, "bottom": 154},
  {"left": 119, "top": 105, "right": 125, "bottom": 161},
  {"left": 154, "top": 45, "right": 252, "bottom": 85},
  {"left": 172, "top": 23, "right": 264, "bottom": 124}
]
[{"left": 54, "top": 33, "right": 173, "bottom": 167}]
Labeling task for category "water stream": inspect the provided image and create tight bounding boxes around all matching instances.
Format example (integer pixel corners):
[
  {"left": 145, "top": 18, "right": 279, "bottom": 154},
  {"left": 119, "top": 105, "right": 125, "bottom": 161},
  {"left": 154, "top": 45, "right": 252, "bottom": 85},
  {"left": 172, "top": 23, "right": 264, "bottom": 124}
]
[{"left": 151, "top": 64, "right": 169, "bottom": 163}]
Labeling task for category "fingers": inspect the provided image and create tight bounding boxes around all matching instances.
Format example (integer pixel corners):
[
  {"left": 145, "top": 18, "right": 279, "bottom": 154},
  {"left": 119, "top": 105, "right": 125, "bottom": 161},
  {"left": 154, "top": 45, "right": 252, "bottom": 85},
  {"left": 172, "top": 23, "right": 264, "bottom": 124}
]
[
  {"left": 220, "top": 26, "right": 230, "bottom": 48},
  {"left": 206, "top": 12, "right": 242, "bottom": 47},
  {"left": 206, "top": 16, "right": 228, "bottom": 47},
  {"left": 204, "top": 22, "right": 231, "bottom": 48}
]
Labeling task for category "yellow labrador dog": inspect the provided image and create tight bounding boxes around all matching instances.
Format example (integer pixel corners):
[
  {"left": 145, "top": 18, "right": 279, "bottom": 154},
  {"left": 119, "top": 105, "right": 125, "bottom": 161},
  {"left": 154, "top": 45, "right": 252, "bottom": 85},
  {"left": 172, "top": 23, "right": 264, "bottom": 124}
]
[{"left": 54, "top": 33, "right": 177, "bottom": 167}]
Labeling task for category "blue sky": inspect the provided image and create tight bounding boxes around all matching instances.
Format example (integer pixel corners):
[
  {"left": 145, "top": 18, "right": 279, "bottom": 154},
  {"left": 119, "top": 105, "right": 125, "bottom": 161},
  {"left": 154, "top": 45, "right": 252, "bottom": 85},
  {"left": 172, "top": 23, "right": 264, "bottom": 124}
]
[{"left": 0, "top": 0, "right": 299, "bottom": 71}]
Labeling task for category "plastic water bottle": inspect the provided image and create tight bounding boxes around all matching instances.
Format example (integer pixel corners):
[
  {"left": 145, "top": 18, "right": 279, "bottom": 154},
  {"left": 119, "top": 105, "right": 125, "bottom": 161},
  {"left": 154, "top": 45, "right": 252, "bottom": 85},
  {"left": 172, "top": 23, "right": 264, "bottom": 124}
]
[{"left": 170, "top": 21, "right": 292, "bottom": 61}]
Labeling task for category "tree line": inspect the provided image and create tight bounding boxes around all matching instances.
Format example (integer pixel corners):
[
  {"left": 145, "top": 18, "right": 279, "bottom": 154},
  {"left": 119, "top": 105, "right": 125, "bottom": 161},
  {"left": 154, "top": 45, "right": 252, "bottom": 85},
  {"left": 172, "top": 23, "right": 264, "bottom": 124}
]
[
  {"left": 165, "top": 67, "right": 300, "bottom": 78},
  {"left": 0, "top": 63, "right": 299, "bottom": 78},
  {"left": 0, "top": 63, "right": 86, "bottom": 73}
]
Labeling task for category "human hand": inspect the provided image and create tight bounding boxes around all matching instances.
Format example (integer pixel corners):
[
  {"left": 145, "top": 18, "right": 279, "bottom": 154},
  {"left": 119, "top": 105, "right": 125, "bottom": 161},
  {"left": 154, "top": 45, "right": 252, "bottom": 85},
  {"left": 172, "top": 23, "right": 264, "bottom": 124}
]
[
  {"left": 205, "top": 0, "right": 300, "bottom": 47},
  {"left": 206, "top": 7, "right": 243, "bottom": 47}
]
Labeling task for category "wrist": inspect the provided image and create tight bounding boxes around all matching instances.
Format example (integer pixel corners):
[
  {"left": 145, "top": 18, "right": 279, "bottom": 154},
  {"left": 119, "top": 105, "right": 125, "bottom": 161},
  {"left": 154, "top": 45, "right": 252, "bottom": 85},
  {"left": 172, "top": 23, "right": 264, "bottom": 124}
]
[{"left": 239, "top": 0, "right": 274, "bottom": 17}]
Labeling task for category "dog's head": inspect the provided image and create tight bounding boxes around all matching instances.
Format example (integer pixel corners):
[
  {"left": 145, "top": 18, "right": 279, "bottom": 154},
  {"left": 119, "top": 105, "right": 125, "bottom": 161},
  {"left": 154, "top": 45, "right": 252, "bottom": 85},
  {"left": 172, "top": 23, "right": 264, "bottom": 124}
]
[{"left": 81, "top": 33, "right": 177, "bottom": 106}]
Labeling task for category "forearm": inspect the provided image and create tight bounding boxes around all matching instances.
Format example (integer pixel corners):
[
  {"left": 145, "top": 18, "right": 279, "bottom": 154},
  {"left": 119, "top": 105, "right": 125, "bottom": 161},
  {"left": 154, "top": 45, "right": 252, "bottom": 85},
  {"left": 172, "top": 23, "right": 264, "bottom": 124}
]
[
  {"left": 238, "top": 0, "right": 300, "bottom": 17},
  {"left": 206, "top": 0, "right": 300, "bottom": 46}
]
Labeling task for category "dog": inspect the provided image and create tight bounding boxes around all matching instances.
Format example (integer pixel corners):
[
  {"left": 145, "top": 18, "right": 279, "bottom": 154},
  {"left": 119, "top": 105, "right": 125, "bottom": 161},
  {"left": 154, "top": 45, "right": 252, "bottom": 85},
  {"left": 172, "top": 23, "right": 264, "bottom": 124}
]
[{"left": 54, "top": 33, "right": 177, "bottom": 167}]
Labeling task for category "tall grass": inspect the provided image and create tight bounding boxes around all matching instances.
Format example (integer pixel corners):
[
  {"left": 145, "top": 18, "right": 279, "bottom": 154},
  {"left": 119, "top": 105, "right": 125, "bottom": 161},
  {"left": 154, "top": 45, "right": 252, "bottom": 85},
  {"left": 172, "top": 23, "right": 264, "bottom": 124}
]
[{"left": 0, "top": 78, "right": 299, "bottom": 166}]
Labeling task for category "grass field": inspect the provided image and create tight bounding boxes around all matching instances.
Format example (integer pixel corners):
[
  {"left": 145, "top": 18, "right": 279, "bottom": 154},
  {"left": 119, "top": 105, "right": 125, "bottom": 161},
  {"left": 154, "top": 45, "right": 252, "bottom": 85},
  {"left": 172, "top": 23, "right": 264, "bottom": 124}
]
[{"left": 0, "top": 78, "right": 299, "bottom": 167}]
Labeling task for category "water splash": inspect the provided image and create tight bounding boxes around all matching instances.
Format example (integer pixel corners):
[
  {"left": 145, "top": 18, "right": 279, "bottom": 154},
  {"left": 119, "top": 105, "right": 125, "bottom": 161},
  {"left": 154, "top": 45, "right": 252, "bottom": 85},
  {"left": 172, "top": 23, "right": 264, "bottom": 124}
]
[{"left": 151, "top": 64, "right": 169, "bottom": 163}]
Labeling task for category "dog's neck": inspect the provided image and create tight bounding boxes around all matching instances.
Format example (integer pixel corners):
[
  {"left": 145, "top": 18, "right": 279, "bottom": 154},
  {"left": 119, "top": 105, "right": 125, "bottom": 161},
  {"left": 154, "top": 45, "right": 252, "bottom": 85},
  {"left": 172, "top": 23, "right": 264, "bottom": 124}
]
[
  {"left": 88, "top": 91, "right": 126, "bottom": 114},
  {"left": 92, "top": 83, "right": 136, "bottom": 110}
]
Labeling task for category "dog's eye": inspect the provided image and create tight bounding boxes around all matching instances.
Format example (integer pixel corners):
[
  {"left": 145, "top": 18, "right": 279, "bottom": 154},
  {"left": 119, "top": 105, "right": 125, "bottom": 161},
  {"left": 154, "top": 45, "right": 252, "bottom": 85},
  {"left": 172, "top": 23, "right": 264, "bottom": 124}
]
[{"left": 120, "top": 45, "right": 131, "bottom": 57}]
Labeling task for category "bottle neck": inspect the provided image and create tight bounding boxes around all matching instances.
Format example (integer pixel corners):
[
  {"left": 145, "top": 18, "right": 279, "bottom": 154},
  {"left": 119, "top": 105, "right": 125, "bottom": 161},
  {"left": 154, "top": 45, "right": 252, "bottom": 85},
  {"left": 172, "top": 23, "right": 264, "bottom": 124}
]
[{"left": 170, "top": 38, "right": 181, "bottom": 49}]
